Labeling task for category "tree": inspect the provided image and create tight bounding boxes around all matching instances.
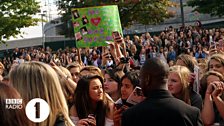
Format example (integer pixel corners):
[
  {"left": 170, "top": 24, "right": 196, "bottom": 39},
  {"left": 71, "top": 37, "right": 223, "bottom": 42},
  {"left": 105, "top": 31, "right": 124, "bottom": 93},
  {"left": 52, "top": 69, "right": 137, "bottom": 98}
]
[
  {"left": 0, "top": 0, "right": 40, "bottom": 43},
  {"left": 187, "top": 0, "right": 224, "bottom": 17},
  {"left": 56, "top": 0, "right": 176, "bottom": 37}
]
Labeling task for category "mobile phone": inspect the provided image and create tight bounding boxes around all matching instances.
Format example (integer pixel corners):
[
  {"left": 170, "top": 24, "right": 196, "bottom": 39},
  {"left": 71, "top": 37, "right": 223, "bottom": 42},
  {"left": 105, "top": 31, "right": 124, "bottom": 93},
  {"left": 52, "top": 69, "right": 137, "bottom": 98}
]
[
  {"left": 87, "top": 114, "right": 95, "bottom": 126},
  {"left": 115, "top": 103, "right": 123, "bottom": 109},
  {"left": 210, "top": 42, "right": 216, "bottom": 49},
  {"left": 88, "top": 114, "right": 95, "bottom": 118},
  {"left": 112, "top": 31, "right": 120, "bottom": 39},
  {"left": 112, "top": 31, "right": 122, "bottom": 43}
]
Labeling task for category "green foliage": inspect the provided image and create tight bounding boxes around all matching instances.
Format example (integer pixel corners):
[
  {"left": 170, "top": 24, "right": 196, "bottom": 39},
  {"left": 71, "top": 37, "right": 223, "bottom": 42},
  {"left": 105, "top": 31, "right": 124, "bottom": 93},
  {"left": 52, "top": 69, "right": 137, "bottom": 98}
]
[
  {"left": 56, "top": 0, "right": 175, "bottom": 37},
  {"left": 187, "top": 0, "right": 224, "bottom": 17},
  {"left": 118, "top": 0, "right": 175, "bottom": 27},
  {"left": 0, "top": 0, "right": 40, "bottom": 43}
]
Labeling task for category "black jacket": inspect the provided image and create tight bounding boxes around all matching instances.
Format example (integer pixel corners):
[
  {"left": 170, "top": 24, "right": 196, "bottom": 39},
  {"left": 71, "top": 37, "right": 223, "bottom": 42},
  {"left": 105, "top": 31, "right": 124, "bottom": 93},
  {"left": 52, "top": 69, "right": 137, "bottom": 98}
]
[{"left": 122, "top": 90, "right": 203, "bottom": 126}]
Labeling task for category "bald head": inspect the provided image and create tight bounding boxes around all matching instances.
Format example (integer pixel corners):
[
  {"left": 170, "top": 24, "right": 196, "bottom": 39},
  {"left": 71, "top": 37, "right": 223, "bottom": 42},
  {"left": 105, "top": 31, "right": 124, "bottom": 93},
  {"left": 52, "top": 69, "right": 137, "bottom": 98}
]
[{"left": 140, "top": 58, "right": 169, "bottom": 96}]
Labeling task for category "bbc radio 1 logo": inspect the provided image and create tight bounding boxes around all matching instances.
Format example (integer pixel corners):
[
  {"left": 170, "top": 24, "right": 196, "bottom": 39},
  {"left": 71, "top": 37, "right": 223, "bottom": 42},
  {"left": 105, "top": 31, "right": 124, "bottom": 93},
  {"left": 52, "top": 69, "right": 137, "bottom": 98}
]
[
  {"left": 5, "top": 98, "right": 50, "bottom": 123},
  {"left": 25, "top": 98, "right": 50, "bottom": 122},
  {"left": 5, "top": 99, "right": 23, "bottom": 109}
]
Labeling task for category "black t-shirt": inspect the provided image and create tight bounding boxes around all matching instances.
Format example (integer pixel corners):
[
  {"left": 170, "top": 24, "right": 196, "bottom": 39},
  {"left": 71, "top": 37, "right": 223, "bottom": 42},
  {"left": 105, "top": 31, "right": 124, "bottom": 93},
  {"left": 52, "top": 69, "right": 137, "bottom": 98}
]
[{"left": 190, "top": 90, "right": 203, "bottom": 110}]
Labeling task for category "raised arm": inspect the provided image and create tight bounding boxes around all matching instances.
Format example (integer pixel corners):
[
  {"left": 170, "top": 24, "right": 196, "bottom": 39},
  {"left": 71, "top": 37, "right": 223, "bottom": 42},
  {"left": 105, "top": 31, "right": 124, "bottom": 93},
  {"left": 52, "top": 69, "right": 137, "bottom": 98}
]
[
  {"left": 201, "top": 83, "right": 215, "bottom": 125},
  {"left": 212, "top": 81, "right": 224, "bottom": 120}
]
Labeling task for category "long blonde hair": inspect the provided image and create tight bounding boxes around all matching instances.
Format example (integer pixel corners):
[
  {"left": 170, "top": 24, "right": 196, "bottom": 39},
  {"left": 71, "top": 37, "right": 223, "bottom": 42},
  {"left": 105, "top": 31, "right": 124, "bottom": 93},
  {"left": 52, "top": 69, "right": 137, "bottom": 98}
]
[
  {"left": 169, "top": 65, "right": 191, "bottom": 105},
  {"left": 58, "top": 66, "right": 74, "bottom": 99},
  {"left": 9, "top": 61, "right": 74, "bottom": 126}
]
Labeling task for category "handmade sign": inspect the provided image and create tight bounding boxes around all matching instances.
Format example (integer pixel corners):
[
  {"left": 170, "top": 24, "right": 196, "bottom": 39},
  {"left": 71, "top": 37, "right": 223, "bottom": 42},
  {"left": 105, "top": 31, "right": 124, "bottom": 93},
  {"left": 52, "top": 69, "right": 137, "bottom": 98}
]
[
  {"left": 71, "top": 5, "right": 123, "bottom": 48},
  {"left": 126, "top": 86, "right": 145, "bottom": 105}
]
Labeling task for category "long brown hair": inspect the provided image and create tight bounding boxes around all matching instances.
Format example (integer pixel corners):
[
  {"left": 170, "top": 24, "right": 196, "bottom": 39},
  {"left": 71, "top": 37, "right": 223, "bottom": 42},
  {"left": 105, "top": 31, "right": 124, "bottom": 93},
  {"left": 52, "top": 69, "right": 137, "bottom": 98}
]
[
  {"left": 0, "top": 83, "right": 31, "bottom": 126},
  {"left": 74, "top": 75, "right": 111, "bottom": 126},
  {"left": 177, "top": 54, "right": 198, "bottom": 73},
  {"left": 206, "top": 54, "right": 224, "bottom": 73},
  {"left": 200, "top": 71, "right": 224, "bottom": 99}
]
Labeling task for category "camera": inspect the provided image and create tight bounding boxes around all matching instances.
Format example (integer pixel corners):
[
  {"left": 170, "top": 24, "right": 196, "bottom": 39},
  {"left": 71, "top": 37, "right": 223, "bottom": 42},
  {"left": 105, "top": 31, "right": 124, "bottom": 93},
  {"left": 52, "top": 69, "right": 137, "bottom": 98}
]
[{"left": 120, "top": 57, "right": 130, "bottom": 63}]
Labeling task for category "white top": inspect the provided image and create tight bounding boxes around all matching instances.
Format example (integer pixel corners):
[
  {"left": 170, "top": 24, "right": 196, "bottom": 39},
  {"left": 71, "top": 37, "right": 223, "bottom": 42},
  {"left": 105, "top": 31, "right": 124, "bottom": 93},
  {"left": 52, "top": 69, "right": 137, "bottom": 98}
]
[{"left": 70, "top": 116, "right": 114, "bottom": 126}]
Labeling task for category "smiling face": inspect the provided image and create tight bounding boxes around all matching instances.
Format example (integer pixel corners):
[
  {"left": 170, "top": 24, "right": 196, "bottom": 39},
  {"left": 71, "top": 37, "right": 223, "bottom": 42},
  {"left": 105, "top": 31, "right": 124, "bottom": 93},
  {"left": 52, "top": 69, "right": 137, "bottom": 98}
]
[
  {"left": 121, "top": 77, "right": 134, "bottom": 100},
  {"left": 168, "top": 72, "right": 183, "bottom": 97},
  {"left": 89, "top": 78, "right": 103, "bottom": 103}
]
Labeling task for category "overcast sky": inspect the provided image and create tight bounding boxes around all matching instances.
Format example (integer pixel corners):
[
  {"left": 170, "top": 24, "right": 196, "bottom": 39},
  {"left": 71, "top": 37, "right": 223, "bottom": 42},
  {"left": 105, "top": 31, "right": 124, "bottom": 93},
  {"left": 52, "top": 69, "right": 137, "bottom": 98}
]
[{"left": 10, "top": 0, "right": 59, "bottom": 40}]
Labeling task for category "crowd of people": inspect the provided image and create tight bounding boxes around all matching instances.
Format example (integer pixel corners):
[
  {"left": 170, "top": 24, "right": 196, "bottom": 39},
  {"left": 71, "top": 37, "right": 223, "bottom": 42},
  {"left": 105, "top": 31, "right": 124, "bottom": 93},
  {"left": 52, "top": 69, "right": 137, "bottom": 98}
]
[{"left": 0, "top": 24, "right": 224, "bottom": 126}]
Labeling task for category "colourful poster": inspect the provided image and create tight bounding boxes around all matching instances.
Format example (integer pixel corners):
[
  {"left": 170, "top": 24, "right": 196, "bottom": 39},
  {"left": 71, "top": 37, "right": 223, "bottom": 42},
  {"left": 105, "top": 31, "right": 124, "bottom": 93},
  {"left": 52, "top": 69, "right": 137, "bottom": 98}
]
[{"left": 71, "top": 5, "right": 123, "bottom": 48}]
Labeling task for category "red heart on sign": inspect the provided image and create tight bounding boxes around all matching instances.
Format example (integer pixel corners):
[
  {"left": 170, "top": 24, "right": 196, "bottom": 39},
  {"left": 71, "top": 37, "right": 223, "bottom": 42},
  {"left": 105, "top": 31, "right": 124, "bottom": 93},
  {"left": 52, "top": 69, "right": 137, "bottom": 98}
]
[{"left": 91, "top": 17, "right": 101, "bottom": 26}]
